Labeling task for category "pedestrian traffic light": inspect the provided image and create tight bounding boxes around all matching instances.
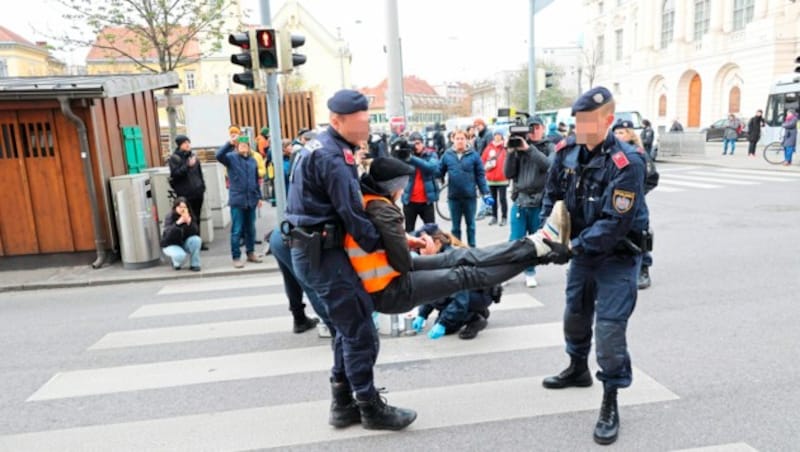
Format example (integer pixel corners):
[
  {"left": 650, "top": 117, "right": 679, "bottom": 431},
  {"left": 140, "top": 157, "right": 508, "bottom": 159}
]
[
  {"left": 545, "top": 71, "right": 555, "bottom": 88},
  {"left": 255, "top": 28, "right": 279, "bottom": 72},
  {"left": 278, "top": 30, "right": 307, "bottom": 72},
  {"left": 229, "top": 31, "right": 261, "bottom": 90}
]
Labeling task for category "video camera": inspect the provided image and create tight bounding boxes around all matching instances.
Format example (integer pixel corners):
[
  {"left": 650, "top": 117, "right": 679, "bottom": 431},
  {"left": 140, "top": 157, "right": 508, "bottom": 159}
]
[
  {"left": 368, "top": 133, "right": 388, "bottom": 159},
  {"left": 389, "top": 136, "right": 413, "bottom": 161},
  {"left": 507, "top": 115, "right": 531, "bottom": 149}
]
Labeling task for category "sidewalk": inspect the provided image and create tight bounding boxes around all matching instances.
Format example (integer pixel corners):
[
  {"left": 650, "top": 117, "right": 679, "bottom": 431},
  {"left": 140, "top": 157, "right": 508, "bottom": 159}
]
[
  {"left": 0, "top": 205, "right": 282, "bottom": 293},
  {"left": 658, "top": 140, "right": 800, "bottom": 172}
]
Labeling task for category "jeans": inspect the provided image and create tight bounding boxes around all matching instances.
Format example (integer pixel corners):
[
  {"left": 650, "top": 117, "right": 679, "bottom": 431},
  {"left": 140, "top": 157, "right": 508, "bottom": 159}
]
[
  {"left": 489, "top": 185, "right": 508, "bottom": 220},
  {"left": 723, "top": 138, "right": 736, "bottom": 155},
  {"left": 509, "top": 204, "right": 541, "bottom": 275},
  {"left": 785, "top": 146, "right": 795, "bottom": 164},
  {"left": 230, "top": 206, "right": 256, "bottom": 259},
  {"left": 448, "top": 198, "right": 478, "bottom": 247},
  {"left": 162, "top": 235, "right": 201, "bottom": 268}
]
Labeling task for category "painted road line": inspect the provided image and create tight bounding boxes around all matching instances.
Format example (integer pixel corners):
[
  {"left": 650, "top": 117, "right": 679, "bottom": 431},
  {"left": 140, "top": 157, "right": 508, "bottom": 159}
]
[
  {"left": 717, "top": 168, "right": 800, "bottom": 178},
  {"left": 652, "top": 186, "right": 684, "bottom": 193},
  {"left": 656, "top": 179, "right": 722, "bottom": 189},
  {"left": 156, "top": 276, "right": 284, "bottom": 295},
  {"left": 28, "top": 323, "right": 564, "bottom": 401},
  {"left": 129, "top": 295, "right": 287, "bottom": 318},
  {"left": 663, "top": 174, "right": 758, "bottom": 185},
  {"left": 673, "top": 443, "right": 758, "bottom": 452},
  {"left": 7, "top": 368, "right": 677, "bottom": 451},
  {"left": 487, "top": 293, "right": 544, "bottom": 312}
]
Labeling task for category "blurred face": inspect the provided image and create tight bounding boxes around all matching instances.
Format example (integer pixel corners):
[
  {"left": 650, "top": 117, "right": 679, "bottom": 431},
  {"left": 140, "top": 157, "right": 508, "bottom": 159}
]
[
  {"left": 331, "top": 110, "right": 370, "bottom": 144},
  {"left": 176, "top": 202, "right": 188, "bottom": 215},
  {"left": 576, "top": 108, "right": 615, "bottom": 147},
  {"left": 237, "top": 142, "right": 250, "bottom": 156},
  {"left": 179, "top": 141, "right": 191, "bottom": 151},
  {"left": 493, "top": 133, "right": 504, "bottom": 144},
  {"left": 474, "top": 122, "right": 484, "bottom": 132},
  {"left": 229, "top": 132, "right": 239, "bottom": 142},
  {"left": 527, "top": 124, "right": 544, "bottom": 142},
  {"left": 283, "top": 143, "right": 292, "bottom": 155},
  {"left": 453, "top": 133, "right": 468, "bottom": 151},
  {"left": 413, "top": 140, "right": 425, "bottom": 154}
]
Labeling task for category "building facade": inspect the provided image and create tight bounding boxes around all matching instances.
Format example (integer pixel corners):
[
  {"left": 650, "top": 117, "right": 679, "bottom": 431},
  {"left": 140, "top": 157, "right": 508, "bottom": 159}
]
[
  {"left": 0, "top": 26, "right": 66, "bottom": 77},
  {"left": 361, "top": 76, "right": 448, "bottom": 132},
  {"left": 583, "top": 0, "right": 800, "bottom": 132}
]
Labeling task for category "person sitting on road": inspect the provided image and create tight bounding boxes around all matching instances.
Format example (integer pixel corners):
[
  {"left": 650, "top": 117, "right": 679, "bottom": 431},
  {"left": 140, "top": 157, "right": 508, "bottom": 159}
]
[{"left": 160, "top": 197, "right": 202, "bottom": 271}]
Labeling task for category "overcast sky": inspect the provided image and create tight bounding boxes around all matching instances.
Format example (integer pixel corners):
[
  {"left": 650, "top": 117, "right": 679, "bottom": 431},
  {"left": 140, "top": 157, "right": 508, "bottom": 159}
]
[{"left": 7, "top": 0, "right": 583, "bottom": 87}]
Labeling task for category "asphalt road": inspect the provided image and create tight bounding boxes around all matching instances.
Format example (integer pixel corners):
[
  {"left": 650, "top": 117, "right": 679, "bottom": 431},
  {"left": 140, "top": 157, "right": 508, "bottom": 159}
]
[{"left": 0, "top": 162, "right": 798, "bottom": 451}]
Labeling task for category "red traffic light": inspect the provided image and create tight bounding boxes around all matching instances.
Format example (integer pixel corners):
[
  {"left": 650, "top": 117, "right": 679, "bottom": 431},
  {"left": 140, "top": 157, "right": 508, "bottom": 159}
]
[{"left": 256, "top": 29, "right": 275, "bottom": 49}]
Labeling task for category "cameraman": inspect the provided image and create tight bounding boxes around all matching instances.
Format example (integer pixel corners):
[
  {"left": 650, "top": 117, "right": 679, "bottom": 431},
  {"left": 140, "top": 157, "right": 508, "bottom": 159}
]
[
  {"left": 399, "top": 133, "right": 441, "bottom": 232},
  {"left": 503, "top": 116, "right": 552, "bottom": 288}
]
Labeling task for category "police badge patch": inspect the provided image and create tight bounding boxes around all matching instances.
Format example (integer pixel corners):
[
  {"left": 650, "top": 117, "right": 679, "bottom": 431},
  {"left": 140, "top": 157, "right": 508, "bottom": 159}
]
[
  {"left": 612, "top": 189, "right": 635, "bottom": 214},
  {"left": 343, "top": 148, "right": 355, "bottom": 165}
]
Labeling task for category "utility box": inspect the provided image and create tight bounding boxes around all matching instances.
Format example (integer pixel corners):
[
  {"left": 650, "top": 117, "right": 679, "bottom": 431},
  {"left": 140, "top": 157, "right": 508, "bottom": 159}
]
[
  {"left": 109, "top": 174, "right": 161, "bottom": 269},
  {"left": 200, "top": 199, "right": 214, "bottom": 243},
  {"left": 140, "top": 167, "right": 172, "bottom": 229},
  {"left": 202, "top": 162, "right": 230, "bottom": 229}
]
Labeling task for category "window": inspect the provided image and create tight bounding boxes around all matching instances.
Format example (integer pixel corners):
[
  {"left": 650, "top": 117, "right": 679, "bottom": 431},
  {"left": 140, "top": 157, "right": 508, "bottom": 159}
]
[
  {"left": 661, "top": 0, "right": 675, "bottom": 49},
  {"left": 615, "top": 29, "right": 623, "bottom": 61},
  {"left": 0, "top": 59, "right": 7, "bottom": 78},
  {"left": 596, "top": 35, "right": 605, "bottom": 65},
  {"left": 658, "top": 94, "right": 667, "bottom": 117},
  {"left": 729, "top": 87, "right": 741, "bottom": 113},
  {"left": 733, "top": 0, "right": 755, "bottom": 31},
  {"left": 185, "top": 71, "right": 196, "bottom": 90},
  {"left": 694, "top": 0, "right": 710, "bottom": 41}
]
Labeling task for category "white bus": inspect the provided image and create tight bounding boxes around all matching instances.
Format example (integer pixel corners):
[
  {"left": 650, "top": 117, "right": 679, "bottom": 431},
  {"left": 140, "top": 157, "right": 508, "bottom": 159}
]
[{"left": 763, "top": 74, "right": 800, "bottom": 144}]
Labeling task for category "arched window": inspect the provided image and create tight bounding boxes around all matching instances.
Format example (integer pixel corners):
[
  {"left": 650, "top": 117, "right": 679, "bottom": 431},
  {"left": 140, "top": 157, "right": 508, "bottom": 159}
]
[
  {"left": 729, "top": 87, "right": 741, "bottom": 113},
  {"left": 658, "top": 94, "right": 667, "bottom": 117},
  {"left": 661, "top": 0, "right": 675, "bottom": 49}
]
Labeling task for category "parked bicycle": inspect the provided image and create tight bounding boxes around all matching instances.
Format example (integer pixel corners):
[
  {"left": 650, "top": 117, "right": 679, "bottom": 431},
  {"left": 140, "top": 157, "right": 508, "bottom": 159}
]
[
  {"left": 435, "top": 179, "right": 450, "bottom": 221},
  {"left": 763, "top": 141, "right": 786, "bottom": 164}
]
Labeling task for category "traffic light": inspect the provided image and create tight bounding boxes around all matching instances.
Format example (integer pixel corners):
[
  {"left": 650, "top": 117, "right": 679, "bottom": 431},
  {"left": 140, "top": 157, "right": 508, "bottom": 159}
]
[
  {"left": 545, "top": 71, "right": 555, "bottom": 88},
  {"left": 278, "top": 31, "right": 307, "bottom": 72},
  {"left": 795, "top": 56, "right": 800, "bottom": 73},
  {"left": 255, "top": 28, "right": 279, "bottom": 71},
  {"left": 229, "top": 31, "right": 261, "bottom": 90}
]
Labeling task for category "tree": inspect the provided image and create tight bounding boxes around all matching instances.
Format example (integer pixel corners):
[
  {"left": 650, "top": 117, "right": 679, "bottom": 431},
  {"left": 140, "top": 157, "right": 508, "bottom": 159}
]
[
  {"left": 581, "top": 46, "right": 602, "bottom": 90},
  {"left": 507, "top": 62, "right": 572, "bottom": 113},
  {"left": 48, "top": 0, "right": 238, "bottom": 144}
]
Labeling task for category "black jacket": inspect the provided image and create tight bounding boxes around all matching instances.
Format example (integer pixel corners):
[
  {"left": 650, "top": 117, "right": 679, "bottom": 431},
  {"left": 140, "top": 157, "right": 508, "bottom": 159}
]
[
  {"left": 503, "top": 140, "right": 552, "bottom": 207},
  {"left": 160, "top": 210, "right": 200, "bottom": 248},
  {"left": 747, "top": 116, "right": 765, "bottom": 142},
  {"left": 168, "top": 149, "right": 206, "bottom": 199},
  {"left": 360, "top": 176, "right": 412, "bottom": 274},
  {"left": 640, "top": 127, "right": 655, "bottom": 149}
]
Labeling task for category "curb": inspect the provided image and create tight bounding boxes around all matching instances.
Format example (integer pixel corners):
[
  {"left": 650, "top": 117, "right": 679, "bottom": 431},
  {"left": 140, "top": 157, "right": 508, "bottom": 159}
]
[{"left": 0, "top": 265, "right": 281, "bottom": 293}]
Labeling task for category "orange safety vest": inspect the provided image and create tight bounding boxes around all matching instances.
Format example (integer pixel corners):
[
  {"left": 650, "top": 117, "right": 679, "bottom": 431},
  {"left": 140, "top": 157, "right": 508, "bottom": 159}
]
[{"left": 344, "top": 194, "right": 401, "bottom": 293}]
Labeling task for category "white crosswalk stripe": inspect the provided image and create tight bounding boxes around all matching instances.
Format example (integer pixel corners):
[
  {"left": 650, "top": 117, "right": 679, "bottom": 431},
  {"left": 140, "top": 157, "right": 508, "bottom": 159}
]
[
  {"left": 8, "top": 277, "right": 680, "bottom": 450},
  {"left": 654, "top": 166, "right": 800, "bottom": 193}
]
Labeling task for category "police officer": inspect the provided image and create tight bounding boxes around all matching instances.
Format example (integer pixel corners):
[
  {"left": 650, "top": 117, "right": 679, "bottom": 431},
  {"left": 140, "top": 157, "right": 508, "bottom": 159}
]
[
  {"left": 539, "top": 87, "right": 649, "bottom": 445},
  {"left": 285, "top": 89, "right": 416, "bottom": 431}
]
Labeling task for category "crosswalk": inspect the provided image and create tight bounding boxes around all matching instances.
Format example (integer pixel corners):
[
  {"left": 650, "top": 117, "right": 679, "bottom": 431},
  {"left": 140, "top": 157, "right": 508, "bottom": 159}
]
[
  {"left": 654, "top": 166, "right": 800, "bottom": 193},
  {"left": 0, "top": 276, "right": 757, "bottom": 451}
]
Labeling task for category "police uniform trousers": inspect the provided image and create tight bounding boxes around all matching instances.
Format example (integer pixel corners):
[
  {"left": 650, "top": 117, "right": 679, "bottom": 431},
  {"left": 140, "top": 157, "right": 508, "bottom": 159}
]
[
  {"left": 373, "top": 239, "right": 535, "bottom": 314},
  {"left": 564, "top": 252, "right": 641, "bottom": 390},
  {"left": 291, "top": 246, "right": 379, "bottom": 399}
]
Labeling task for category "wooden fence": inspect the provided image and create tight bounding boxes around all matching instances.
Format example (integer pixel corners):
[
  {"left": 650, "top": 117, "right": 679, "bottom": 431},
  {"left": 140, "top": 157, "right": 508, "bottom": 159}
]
[{"left": 229, "top": 91, "right": 316, "bottom": 140}]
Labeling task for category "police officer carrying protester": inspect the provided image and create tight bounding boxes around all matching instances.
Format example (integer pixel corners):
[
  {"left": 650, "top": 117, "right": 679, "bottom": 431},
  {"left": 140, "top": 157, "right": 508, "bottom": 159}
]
[
  {"left": 285, "top": 89, "right": 416, "bottom": 431},
  {"left": 539, "top": 87, "right": 650, "bottom": 445}
]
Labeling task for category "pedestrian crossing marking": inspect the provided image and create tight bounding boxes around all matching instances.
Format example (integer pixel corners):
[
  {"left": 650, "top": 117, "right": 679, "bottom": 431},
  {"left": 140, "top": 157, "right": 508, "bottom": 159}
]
[
  {"left": 718, "top": 168, "right": 800, "bottom": 179},
  {"left": 156, "top": 276, "right": 283, "bottom": 295},
  {"left": 28, "top": 323, "right": 564, "bottom": 401},
  {"left": 7, "top": 368, "right": 677, "bottom": 452},
  {"left": 673, "top": 443, "right": 758, "bottom": 452},
  {"left": 666, "top": 173, "right": 759, "bottom": 185},
  {"left": 657, "top": 179, "right": 722, "bottom": 189},
  {"left": 653, "top": 186, "right": 684, "bottom": 193},
  {"left": 130, "top": 294, "right": 286, "bottom": 318},
  {"left": 95, "top": 294, "right": 543, "bottom": 349}
]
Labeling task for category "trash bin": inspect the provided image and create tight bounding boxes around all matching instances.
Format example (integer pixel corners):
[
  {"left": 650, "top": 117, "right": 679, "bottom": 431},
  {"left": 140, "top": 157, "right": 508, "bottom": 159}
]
[{"left": 110, "top": 174, "right": 161, "bottom": 269}]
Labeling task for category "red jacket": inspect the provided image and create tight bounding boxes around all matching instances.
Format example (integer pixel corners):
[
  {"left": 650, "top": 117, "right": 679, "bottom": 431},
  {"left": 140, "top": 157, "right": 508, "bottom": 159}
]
[{"left": 481, "top": 142, "right": 508, "bottom": 183}]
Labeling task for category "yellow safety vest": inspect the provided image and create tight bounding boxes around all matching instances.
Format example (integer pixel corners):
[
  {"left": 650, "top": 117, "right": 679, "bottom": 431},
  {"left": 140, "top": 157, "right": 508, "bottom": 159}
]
[{"left": 343, "top": 194, "right": 401, "bottom": 293}]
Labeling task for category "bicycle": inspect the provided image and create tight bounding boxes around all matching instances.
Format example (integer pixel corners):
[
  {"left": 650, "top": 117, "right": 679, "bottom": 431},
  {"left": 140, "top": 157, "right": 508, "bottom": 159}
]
[
  {"left": 435, "top": 180, "right": 450, "bottom": 221},
  {"left": 763, "top": 142, "right": 786, "bottom": 164}
]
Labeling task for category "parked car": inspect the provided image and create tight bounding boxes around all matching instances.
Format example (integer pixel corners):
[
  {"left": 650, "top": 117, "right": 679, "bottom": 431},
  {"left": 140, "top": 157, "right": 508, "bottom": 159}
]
[{"left": 702, "top": 118, "right": 749, "bottom": 141}]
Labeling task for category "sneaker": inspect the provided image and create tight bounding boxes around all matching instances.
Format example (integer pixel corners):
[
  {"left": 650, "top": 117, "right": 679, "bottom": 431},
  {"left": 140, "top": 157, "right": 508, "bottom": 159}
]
[
  {"left": 293, "top": 317, "right": 320, "bottom": 334},
  {"left": 487, "top": 217, "right": 498, "bottom": 226},
  {"left": 189, "top": 266, "right": 201, "bottom": 272},
  {"left": 200, "top": 244, "right": 209, "bottom": 251},
  {"left": 318, "top": 323, "right": 332, "bottom": 338},
  {"left": 525, "top": 274, "right": 538, "bottom": 288},
  {"left": 246, "top": 253, "right": 263, "bottom": 263},
  {"left": 233, "top": 259, "right": 245, "bottom": 269},
  {"left": 458, "top": 314, "right": 488, "bottom": 340},
  {"left": 173, "top": 265, "right": 181, "bottom": 271},
  {"left": 526, "top": 200, "right": 571, "bottom": 256},
  {"left": 499, "top": 218, "right": 507, "bottom": 227}
]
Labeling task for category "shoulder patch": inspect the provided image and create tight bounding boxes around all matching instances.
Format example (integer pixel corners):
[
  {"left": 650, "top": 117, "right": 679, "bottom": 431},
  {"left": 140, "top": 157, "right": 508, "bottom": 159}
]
[
  {"left": 343, "top": 147, "right": 355, "bottom": 165},
  {"left": 612, "top": 189, "right": 635, "bottom": 214},
  {"left": 305, "top": 139, "right": 322, "bottom": 151},
  {"left": 611, "top": 151, "right": 630, "bottom": 169},
  {"left": 554, "top": 139, "right": 567, "bottom": 152}
]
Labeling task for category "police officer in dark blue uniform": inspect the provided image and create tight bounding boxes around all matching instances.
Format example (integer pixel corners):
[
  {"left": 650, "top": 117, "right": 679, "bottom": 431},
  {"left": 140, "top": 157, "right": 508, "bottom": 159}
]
[
  {"left": 538, "top": 87, "right": 650, "bottom": 445},
  {"left": 285, "top": 89, "right": 417, "bottom": 431}
]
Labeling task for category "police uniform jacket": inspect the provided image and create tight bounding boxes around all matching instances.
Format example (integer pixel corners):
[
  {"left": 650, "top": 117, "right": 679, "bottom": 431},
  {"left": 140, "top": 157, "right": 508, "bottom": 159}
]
[
  {"left": 285, "top": 128, "right": 381, "bottom": 253},
  {"left": 215, "top": 142, "right": 262, "bottom": 209},
  {"left": 542, "top": 135, "right": 648, "bottom": 256},
  {"left": 503, "top": 140, "right": 552, "bottom": 208}
]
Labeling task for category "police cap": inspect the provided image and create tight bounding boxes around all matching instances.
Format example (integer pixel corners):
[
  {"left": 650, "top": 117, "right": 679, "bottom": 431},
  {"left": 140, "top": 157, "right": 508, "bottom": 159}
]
[
  {"left": 612, "top": 119, "right": 635, "bottom": 131},
  {"left": 327, "top": 89, "right": 369, "bottom": 114},
  {"left": 527, "top": 115, "right": 544, "bottom": 127},
  {"left": 571, "top": 86, "right": 613, "bottom": 115}
]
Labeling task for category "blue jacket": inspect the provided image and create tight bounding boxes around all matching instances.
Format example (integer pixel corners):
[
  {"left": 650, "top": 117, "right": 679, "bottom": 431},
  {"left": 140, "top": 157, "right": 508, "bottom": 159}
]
[
  {"left": 401, "top": 150, "right": 440, "bottom": 205},
  {"left": 215, "top": 143, "right": 262, "bottom": 209},
  {"left": 439, "top": 148, "right": 490, "bottom": 200},
  {"left": 541, "top": 134, "right": 648, "bottom": 256}
]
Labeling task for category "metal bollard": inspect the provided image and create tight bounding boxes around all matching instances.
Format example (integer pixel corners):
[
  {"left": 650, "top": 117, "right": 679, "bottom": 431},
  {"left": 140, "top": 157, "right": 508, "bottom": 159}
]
[
  {"left": 403, "top": 313, "right": 417, "bottom": 336},
  {"left": 390, "top": 314, "right": 400, "bottom": 337}
]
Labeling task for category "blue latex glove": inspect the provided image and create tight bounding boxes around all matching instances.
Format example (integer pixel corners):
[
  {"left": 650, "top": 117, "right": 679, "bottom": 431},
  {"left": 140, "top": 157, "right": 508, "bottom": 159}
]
[
  {"left": 427, "top": 323, "right": 446, "bottom": 340},
  {"left": 483, "top": 195, "right": 495, "bottom": 207},
  {"left": 412, "top": 316, "right": 426, "bottom": 332}
]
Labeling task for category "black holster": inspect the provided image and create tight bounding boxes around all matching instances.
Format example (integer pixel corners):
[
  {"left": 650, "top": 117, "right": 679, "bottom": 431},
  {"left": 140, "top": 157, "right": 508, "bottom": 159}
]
[{"left": 289, "top": 227, "right": 322, "bottom": 270}]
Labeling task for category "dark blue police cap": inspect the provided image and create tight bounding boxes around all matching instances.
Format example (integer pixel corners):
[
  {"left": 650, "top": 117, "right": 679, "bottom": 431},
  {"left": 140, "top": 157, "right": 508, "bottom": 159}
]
[
  {"left": 327, "top": 89, "right": 369, "bottom": 114},
  {"left": 527, "top": 115, "right": 544, "bottom": 127},
  {"left": 612, "top": 119, "right": 634, "bottom": 131},
  {"left": 571, "top": 86, "right": 613, "bottom": 115}
]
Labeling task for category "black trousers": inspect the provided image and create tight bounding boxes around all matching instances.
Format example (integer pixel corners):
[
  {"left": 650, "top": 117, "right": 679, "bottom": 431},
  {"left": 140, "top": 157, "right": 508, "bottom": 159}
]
[
  {"left": 748, "top": 140, "right": 758, "bottom": 156},
  {"left": 187, "top": 196, "right": 204, "bottom": 238},
  {"left": 372, "top": 239, "right": 538, "bottom": 314},
  {"left": 489, "top": 185, "right": 508, "bottom": 220},
  {"left": 403, "top": 202, "right": 435, "bottom": 232}
]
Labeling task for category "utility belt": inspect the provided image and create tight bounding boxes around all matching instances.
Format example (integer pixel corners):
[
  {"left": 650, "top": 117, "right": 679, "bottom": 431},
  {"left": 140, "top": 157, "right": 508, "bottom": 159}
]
[
  {"left": 280, "top": 221, "right": 344, "bottom": 270},
  {"left": 613, "top": 229, "right": 654, "bottom": 255}
]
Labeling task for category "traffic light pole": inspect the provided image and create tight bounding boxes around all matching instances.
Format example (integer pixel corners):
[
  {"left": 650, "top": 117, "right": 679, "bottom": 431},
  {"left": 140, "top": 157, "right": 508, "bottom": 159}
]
[
  {"left": 528, "top": 0, "right": 536, "bottom": 112},
  {"left": 261, "top": 0, "right": 287, "bottom": 222}
]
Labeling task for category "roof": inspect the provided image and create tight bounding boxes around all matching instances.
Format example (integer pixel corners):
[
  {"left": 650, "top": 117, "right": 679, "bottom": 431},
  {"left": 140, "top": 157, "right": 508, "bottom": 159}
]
[
  {"left": 0, "top": 73, "right": 180, "bottom": 101},
  {"left": 86, "top": 27, "right": 200, "bottom": 63},
  {"left": 0, "top": 25, "right": 35, "bottom": 46},
  {"left": 360, "top": 76, "right": 447, "bottom": 110}
]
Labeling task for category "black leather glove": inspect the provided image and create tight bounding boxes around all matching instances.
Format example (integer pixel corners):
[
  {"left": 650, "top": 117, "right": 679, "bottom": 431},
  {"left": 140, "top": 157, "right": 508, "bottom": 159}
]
[{"left": 541, "top": 238, "right": 572, "bottom": 265}]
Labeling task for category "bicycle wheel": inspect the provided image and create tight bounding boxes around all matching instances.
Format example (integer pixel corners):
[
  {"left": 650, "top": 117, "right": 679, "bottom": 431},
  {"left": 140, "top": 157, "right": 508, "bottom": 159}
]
[
  {"left": 435, "top": 182, "right": 450, "bottom": 221},
  {"left": 763, "top": 142, "right": 785, "bottom": 165}
]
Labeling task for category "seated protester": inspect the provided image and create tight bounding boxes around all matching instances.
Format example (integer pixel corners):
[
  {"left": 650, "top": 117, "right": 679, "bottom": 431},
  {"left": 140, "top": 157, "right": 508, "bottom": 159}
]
[
  {"left": 160, "top": 197, "right": 202, "bottom": 271},
  {"left": 410, "top": 224, "right": 502, "bottom": 340},
  {"left": 340, "top": 157, "right": 571, "bottom": 316}
]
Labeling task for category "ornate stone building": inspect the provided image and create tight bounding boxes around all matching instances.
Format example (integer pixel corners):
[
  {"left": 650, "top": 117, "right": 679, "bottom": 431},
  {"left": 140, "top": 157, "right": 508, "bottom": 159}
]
[{"left": 583, "top": 0, "right": 800, "bottom": 131}]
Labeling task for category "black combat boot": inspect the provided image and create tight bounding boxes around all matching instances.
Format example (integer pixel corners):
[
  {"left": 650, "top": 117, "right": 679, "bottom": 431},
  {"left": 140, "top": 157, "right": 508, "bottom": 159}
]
[
  {"left": 328, "top": 379, "right": 361, "bottom": 428},
  {"left": 637, "top": 266, "right": 651, "bottom": 290},
  {"left": 356, "top": 391, "right": 417, "bottom": 430},
  {"left": 593, "top": 388, "right": 619, "bottom": 445},
  {"left": 542, "top": 355, "right": 594, "bottom": 389}
]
